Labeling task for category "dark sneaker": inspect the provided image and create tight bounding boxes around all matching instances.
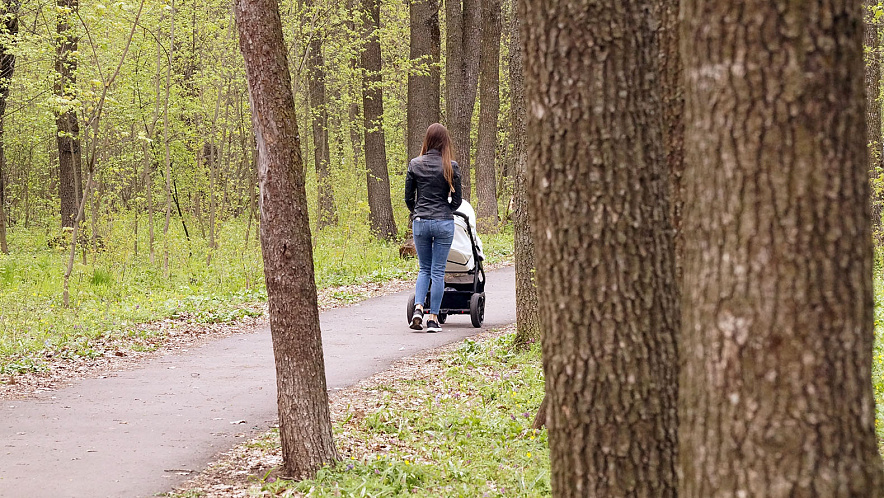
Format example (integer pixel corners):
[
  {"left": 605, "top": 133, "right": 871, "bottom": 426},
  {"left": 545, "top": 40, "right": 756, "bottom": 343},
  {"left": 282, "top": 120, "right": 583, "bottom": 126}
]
[
  {"left": 426, "top": 319, "right": 441, "bottom": 333},
  {"left": 410, "top": 308, "right": 424, "bottom": 330}
]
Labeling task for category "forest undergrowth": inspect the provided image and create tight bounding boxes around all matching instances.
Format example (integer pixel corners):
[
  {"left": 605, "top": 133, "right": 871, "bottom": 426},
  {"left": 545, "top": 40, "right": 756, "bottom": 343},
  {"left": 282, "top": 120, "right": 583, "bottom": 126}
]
[
  {"left": 266, "top": 333, "right": 549, "bottom": 498},
  {"left": 170, "top": 327, "right": 549, "bottom": 498},
  {"left": 872, "top": 272, "right": 884, "bottom": 455},
  {"left": 0, "top": 215, "right": 514, "bottom": 374}
]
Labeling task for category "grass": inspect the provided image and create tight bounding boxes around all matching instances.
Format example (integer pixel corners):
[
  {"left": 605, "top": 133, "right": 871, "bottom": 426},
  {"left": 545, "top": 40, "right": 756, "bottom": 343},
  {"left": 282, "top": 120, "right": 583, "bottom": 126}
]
[
  {"left": 258, "top": 332, "right": 549, "bottom": 497},
  {"left": 874, "top": 274, "right": 884, "bottom": 455},
  {"left": 229, "top": 289, "right": 884, "bottom": 496},
  {"left": 0, "top": 214, "right": 515, "bottom": 374}
]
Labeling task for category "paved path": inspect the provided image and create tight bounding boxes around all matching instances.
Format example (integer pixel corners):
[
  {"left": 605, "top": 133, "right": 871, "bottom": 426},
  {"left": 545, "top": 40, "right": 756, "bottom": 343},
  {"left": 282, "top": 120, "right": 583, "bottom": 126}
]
[{"left": 0, "top": 266, "right": 515, "bottom": 498}]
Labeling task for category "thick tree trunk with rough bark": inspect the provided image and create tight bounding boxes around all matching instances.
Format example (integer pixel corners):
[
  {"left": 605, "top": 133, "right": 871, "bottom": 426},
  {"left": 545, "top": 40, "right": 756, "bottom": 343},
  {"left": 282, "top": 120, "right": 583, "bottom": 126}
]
[
  {"left": 680, "top": 0, "right": 884, "bottom": 494},
  {"left": 407, "top": 0, "right": 440, "bottom": 161},
  {"left": 233, "top": 0, "right": 338, "bottom": 478},
  {"left": 361, "top": 0, "right": 396, "bottom": 240},
  {"left": 445, "top": 0, "right": 481, "bottom": 201},
  {"left": 659, "top": 0, "right": 684, "bottom": 275},
  {"left": 56, "top": 0, "right": 82, "bottom": 230},
  {"left": 865, "top": 0, "right": 882, "bottom": 242},
  {"left": 520, "top": 1, "right": 679, "bottom": 496},
  {"left": 0, "top": 0, "right": 17, "bottom": 255},
  {"left": 509, "top": 10, "right": 538, "bottom": 348},
  {"left": 306, "top": 0, "right": 336, "bottom": 229},
  {"left": 475, "top": 0, "right": 500, "bottom": 234}
]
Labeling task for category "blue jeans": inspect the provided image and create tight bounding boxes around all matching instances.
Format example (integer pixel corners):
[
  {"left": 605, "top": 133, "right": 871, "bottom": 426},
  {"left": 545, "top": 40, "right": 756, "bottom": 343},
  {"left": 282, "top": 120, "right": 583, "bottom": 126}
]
[{"left": 413, "top": 218, "right": 454, "bottom": 315}]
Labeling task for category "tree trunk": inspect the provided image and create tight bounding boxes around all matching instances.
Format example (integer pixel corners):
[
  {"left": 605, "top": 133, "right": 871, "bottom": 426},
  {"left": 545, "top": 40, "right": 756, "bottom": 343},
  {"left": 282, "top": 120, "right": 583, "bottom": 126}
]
[
  {"left": 234, "top": 0, "right": 338, "bottom": 479},
  {"left": 659, "top": 0, "right": 684, "bottom": 277},
  {"left": 531, "top": 393, "right": 547, "bottom": 429},
  {"left": 162, "top": 0, "right": 175, "bottom": 275},
  {"left": 407, "top": 0, "right": 440, "bottom": 161},
  {"left": 55, "top": 0, "right": 82, "bottom": 230},
  {"left": 142, "top": 37, "right": 164, "bottom": 264},
  {"left": 475, "top": 0, "right": 500, "bottom": 234},
  {"left": 0, "top": 0, "right": 17, "bottom": 255},
  {"left": 22, "top": 144, "right": 30, "bottom": 227},
  {"left": 347, "top": 0, "right": 363, "bottom": 175},
  {"left": 204, "top": 82, "right": 223, "bottom": 258},
  {"left": 520, "top": 1, "right": 679, "bottom": 496},
  {"left": 0, "top": 117, "right": 6, "bottom": 255},
  {"left": 89, "top": 173, "right": 99, "bottom": 257},
  {"left": 141, "top": 144, "right": 154, "bottom": 262},
  {"left": 866, "top": 0, "right": 882, "bottom": 244},
  {"left": 680, "top": 0, "right": 884, "bottom": 494},
  {"left": 306, "top": 0, "right": 336, "bottom": 229},
  {"left": 445, "top": 0, "right": 481, "bottom": 201},
  {"left": 204, "top": 142, "right": 218, "bottom": 253},
  {"left": 361, "top": 0, "right": 397, "bottom": 240},
  {"left": 509, "top": 9, "right": 539, "bottom": 349}
]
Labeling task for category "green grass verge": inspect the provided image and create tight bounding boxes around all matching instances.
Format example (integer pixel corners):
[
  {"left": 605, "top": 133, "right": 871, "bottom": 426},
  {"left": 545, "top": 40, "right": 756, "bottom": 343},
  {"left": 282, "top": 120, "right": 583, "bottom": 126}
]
[
  {"left": 874, "top": 275, "right": 884, "bottom": 455},
  {"left": 262, "top": 332, "right": 549, "bottom": 497},
  {"left": 0, "top": 216, "right": 514, "bottom": 374}
]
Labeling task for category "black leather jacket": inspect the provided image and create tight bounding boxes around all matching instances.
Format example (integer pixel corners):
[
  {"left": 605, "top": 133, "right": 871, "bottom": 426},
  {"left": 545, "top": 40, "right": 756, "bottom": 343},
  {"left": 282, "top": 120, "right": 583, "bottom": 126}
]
[{"left": 405, "top": 149, "right": 463, "bottom": 220}]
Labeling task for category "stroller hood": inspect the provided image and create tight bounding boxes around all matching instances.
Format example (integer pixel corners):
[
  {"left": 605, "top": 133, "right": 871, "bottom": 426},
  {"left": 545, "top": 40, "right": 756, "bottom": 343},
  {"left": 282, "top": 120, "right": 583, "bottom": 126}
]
[{"left": 446, "top": 200, "right": 485, "bottom": 272}]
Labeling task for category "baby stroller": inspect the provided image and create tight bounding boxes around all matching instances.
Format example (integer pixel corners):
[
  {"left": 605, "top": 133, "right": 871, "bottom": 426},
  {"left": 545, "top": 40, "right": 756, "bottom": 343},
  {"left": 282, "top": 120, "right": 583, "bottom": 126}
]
[{"left": 407, "top": 200, "right": 486, "bottom": 328}]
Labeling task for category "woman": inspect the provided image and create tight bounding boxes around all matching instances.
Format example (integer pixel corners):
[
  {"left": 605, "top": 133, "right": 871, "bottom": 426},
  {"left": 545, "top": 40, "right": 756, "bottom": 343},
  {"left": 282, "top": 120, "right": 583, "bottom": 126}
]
[{"left": 405, "top": 123, "right": 463, "bottom": 332}]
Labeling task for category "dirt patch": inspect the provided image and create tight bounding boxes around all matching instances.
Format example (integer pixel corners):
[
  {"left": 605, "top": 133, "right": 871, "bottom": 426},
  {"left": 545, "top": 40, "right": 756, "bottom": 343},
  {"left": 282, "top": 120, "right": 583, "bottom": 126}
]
[{"left": 0, "top": 261, "right": 512, "bottom": 400}]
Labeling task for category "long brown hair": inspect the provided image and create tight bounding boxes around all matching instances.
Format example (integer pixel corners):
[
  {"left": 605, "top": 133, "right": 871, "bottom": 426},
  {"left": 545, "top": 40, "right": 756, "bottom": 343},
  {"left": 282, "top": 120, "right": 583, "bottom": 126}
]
[{"left": 420, "top": 123, "right": 455, "bottom": 192}]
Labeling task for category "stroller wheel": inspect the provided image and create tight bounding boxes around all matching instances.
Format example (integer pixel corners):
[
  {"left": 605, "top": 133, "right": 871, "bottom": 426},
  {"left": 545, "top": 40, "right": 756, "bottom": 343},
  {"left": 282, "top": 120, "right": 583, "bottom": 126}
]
[
  {"left": 470, "top": 293, "right": 485, "bottom": 328},
  {"left": 438, "top": 313, "right": 447, "bottom": 324},
  {"left": 407, "top": 293, "right": 416, "bottom": 325}
]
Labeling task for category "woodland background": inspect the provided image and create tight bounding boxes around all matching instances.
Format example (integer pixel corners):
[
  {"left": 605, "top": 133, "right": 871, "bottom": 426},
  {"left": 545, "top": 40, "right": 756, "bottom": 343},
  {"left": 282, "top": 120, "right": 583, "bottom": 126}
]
[{"left": 0, "top": 0, "right": 517, "bottom": 368}]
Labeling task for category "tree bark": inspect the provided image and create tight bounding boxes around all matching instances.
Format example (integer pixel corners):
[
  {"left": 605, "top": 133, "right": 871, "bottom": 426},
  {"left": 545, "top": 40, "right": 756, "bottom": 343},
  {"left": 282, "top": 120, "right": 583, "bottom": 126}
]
[
  {"left": 445, "top": 0, "right": 481, "bottom": 201},
  {"left": 658, "top": 0, "right": 684, "bottom": 277},
  {"left": 531, "top": 393, "right": 547, "bottom": 429},
  {"left": 520, "top": 1, "right": 679, "bottom": 496},
  {"left": 0, "top": 0, "right": 17, "bottom": 255},
  {"left": 55, "top": 0, "right": 82, "bottom": 230},
  {"left": 407, "top": 0, "right": 440, "bottom": 161},
  {"left": 680, "top": 0, "right": 884, "bottom": 494},
  {"left": 475, "top": 0, "right": 500, "bottom": 234},
  {"left": 361, "top": 0, "right": 397, "bottom": 240},
  {"left": 866, "top": 0, "right": 882, "bottom": 244},
  {"left": 234, "top": 0, "right": 338, "bottom": 478},
  {"left": 306, "top": 0, "right": 336, "bottom": 229},
  {"left": 509, "top": 10, "right": 539, "bottom": 349}
]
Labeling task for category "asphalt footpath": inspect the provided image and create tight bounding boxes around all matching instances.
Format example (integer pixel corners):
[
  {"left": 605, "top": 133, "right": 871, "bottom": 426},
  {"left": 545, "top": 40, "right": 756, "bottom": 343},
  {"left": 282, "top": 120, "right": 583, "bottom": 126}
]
[{"left": 0, "top": 266, "right": 516, "bottom": 498}]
